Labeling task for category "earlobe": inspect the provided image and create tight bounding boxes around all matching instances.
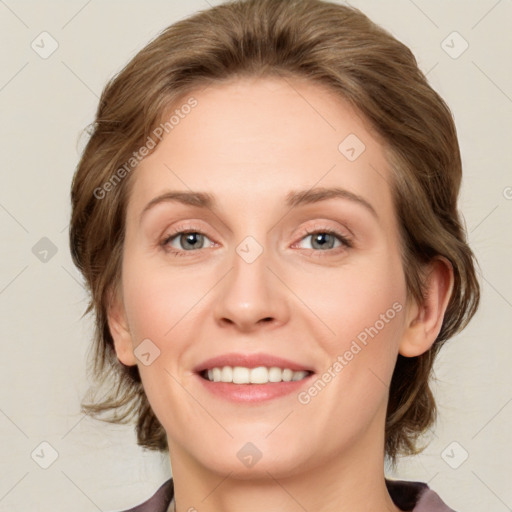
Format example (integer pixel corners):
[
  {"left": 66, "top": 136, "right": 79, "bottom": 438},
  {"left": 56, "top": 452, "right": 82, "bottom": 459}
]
[
  {"left": 106, "top": 286, "right": 137, "bottom": 366},
  {"left": 399, "top": 257, "right": 454, "bottom": 358}
]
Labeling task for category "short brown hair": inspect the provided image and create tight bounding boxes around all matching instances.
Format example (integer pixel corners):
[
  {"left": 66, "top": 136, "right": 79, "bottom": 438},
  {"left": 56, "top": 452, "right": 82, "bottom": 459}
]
[{"left": 69, "top": 0, "right": 480, "bottom": 465}]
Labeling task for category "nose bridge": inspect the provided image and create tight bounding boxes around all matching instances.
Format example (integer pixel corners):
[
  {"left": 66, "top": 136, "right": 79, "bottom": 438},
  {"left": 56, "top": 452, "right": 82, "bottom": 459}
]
[{"left": 213, "top": 232, "right": 289, "bottom": 330}]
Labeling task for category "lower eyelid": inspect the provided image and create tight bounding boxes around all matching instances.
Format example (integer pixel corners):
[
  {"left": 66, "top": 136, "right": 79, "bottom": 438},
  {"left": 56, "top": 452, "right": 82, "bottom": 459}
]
[{"left": 160, "top": 227, "right": 352, "bottom": 253}]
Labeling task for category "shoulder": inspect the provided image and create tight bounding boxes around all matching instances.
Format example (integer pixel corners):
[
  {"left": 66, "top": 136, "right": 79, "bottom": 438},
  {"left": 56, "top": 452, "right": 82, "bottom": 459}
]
[
  {"left": 115, "top": 478, "right": 174, "bottom": 512},
  {"left": 386, "top": 478, "right": 457, "bottom": 512}
]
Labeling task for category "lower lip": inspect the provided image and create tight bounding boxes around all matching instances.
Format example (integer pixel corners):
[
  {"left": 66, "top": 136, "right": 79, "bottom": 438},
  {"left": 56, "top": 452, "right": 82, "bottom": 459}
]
[{"left": 196, "top": 373, "right": 314, "bottom": 403}]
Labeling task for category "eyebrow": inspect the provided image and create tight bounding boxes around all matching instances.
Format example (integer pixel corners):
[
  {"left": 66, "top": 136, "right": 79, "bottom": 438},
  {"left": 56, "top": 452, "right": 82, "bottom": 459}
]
[{"left": 139, "top": 186, "right": 378, "bottom": 223}]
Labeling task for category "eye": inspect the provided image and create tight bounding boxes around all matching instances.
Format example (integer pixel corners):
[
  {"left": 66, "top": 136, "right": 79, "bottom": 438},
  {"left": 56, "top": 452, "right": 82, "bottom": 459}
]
[
  {"left": 159, "top": 225, "right": 352, "bottom": 257},
  {"left": 295, "top": 228, "right": 352, "bottom": 252},
  {"left": 161, "top": 230, "right": 215, "bottom": 255}
]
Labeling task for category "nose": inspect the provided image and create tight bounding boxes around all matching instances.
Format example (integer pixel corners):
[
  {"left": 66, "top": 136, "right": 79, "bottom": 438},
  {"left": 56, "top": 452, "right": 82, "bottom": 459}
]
[{"left": 213, "top": 243, "right": 291, "bottom": 333}]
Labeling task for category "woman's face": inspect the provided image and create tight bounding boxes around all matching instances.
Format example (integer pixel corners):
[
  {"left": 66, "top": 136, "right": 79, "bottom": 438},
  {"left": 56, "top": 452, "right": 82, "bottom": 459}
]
[{"left": 112, "top": 76, "right": 415, "bottom": 477}]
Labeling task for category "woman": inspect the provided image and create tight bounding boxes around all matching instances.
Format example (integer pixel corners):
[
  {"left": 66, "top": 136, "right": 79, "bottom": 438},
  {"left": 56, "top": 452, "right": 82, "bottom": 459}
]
[{"left": 69, "top": 0, "right": 480, "bottom": 510}]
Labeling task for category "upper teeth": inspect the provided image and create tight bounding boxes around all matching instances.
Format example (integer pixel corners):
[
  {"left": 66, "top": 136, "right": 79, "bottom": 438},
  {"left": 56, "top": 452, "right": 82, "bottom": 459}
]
[{"left": 205, "top": 366, "right": 309, "bottom": 384}]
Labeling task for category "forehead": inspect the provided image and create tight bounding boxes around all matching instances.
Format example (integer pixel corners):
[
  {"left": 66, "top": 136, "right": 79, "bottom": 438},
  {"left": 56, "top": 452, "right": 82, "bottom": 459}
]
[{"left": 128, "top": 76, "right": 394, "bottom": 225}]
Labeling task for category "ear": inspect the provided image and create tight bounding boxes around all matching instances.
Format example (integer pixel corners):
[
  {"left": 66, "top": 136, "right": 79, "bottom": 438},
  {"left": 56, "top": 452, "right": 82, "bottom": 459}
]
[
  {"left": 106, "top": 286, "right": 137, "bottom": 366},
  {"left": 399, "top": 256, "right": 454, "bottom": 357}
]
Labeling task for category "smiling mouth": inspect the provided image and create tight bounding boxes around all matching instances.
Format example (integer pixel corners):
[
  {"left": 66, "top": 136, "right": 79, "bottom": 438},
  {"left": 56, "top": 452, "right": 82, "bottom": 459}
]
[{"left": 200, "top": 366, "right": 314, "bottom": 384}]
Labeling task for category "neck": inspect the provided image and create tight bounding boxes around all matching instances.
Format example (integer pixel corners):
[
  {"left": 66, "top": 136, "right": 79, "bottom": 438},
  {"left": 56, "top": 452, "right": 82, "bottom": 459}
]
[{"left": 167, "top": 412, "right": 401, "bottom": 512}]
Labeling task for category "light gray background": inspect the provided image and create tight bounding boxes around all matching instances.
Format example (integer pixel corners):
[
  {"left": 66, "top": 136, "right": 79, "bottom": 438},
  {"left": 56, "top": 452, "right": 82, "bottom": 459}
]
[{"left": 1, "top": 1, "right": 511, "bottom": 511}]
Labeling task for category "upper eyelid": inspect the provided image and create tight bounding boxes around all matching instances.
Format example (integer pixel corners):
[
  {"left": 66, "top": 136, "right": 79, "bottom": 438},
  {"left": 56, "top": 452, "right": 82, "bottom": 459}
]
[
  {"left": 161, "top": 221, "right": 349, "bottom": 237},
  {"left": 292, "top": 228, "right": 352, "bottom": 249}
]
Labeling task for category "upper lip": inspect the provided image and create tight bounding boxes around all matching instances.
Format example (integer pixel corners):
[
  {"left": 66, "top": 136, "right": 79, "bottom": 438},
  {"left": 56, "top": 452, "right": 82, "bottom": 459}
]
[{"left": 193, "top": 353, "right": 315, "bottom": 373}]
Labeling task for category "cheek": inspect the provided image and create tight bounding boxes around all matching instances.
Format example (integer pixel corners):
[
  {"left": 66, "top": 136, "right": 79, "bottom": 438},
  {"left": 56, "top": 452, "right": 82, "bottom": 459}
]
[
  {"left": 121, "top": 256, "right": 211, "bottom": 345},
  {"left": 303, "top": 250, "right": 407, "bottom": 354},
  {"left": 295, "top": 258, "right": 407, "bottom": 426},
  {"left": 122, "top": 234, "right": 407, "bottom": 360},
  {"left": 119, "top": 256, "right": 210, "bottom": 422}
]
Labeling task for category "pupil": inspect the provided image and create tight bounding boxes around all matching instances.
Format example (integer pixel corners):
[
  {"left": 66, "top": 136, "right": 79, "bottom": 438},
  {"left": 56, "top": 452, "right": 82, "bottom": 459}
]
[
  {"left": 312, "top": 233, "right": 333, "bottom": 250},
  {"left": 182, "top": 233, "right": 202, "bottom": 250}
]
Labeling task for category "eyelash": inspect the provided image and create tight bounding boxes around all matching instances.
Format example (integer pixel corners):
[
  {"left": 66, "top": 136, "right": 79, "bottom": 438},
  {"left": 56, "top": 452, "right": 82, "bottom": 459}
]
[{"left": 159, "top": 224, "right": 353, "bottom": 257}]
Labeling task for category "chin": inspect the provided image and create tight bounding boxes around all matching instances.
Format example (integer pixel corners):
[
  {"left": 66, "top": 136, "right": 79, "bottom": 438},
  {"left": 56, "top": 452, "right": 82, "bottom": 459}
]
[{"left": 190, "top": 438, "right": 313, "bottom": 480}]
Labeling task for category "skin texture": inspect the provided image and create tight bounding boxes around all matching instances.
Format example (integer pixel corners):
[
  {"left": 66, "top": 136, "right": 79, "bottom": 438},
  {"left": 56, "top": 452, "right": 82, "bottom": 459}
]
[{"left": 108, "top": 76, "right": 453, "bottom": 512}]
